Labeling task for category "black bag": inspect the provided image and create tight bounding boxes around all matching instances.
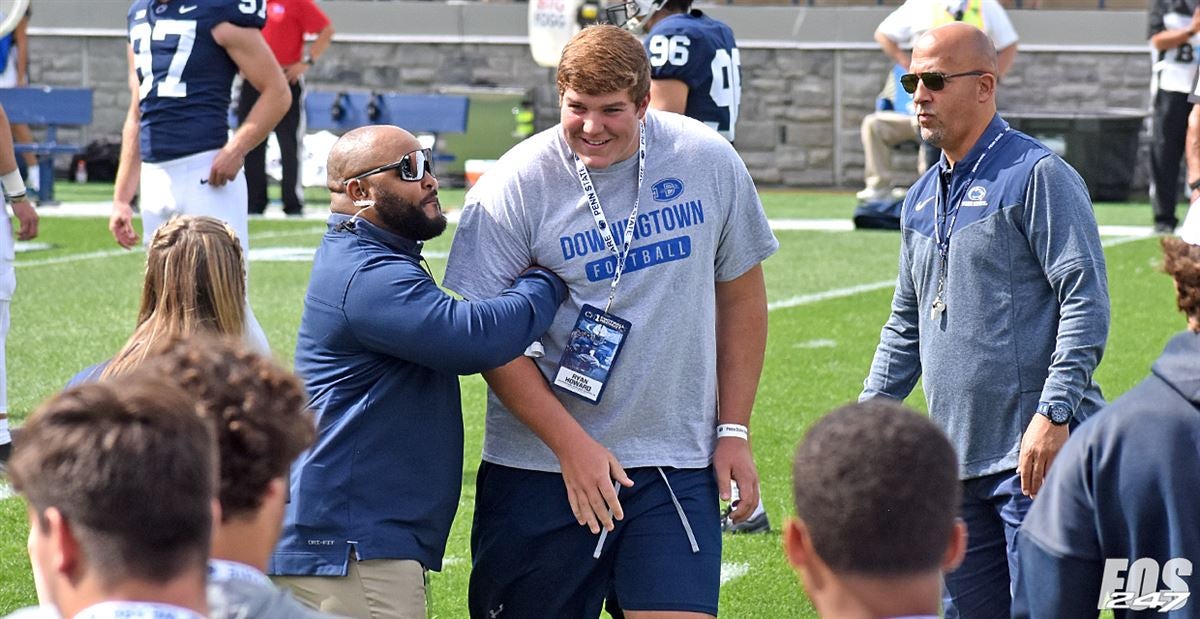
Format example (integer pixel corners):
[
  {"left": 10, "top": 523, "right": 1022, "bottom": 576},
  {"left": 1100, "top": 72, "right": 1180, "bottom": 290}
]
[
  {"left": 853, "top": 197, "right": 904, "bottom": 230},
  {"left": 71, "top": 140, "right": 121, "bottom": 182}
]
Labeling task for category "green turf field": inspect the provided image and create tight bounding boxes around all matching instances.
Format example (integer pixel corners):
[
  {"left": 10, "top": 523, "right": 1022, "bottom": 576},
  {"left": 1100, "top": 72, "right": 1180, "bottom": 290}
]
[{"left": 0, "top": 186, "right": 1181, "bottom": 617}]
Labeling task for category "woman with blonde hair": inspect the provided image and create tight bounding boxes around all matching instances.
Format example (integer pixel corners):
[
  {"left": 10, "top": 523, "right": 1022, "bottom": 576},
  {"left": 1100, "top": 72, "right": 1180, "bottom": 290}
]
[{"left": 71, "top": 215, "right": 247, "bottom": 383}]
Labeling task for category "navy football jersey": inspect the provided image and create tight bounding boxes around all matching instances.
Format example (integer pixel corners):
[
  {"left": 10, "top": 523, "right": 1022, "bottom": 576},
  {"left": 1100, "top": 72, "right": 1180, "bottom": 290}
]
[
  {"left": 128, "top": 0, "right": 266, "bottom": 163},
  {"left": 644, "top": 10, "right": 741, "bottom": 141}
]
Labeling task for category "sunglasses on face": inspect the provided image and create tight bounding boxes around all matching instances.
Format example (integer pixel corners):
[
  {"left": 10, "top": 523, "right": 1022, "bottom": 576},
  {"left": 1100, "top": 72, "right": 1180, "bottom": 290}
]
[
  {"left": 348, "top": 148, "right": 434, "bottom": 183},
  {"left": 899, "top": 71, "right": 990, "bottom": 94}
]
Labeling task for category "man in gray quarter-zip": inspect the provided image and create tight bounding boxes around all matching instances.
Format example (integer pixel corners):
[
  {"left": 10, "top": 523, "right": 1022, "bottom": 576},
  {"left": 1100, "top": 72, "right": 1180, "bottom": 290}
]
[{"left": 861, "top": 22, "right": 1109, "bottom": 619}]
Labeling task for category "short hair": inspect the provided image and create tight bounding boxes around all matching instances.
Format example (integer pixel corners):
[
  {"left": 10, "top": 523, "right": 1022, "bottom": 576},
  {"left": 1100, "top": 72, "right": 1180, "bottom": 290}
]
[
  {"left": 792, "top": 399, "right": 960, "bottom": 576},
  {"left": 557, "top": 25, "right": 651, "bottom": 104},
  {"left": 1162, "top": 236, "right": 1200, "bottom": 328},
  {"left": 661, "top": 0, "right": 692, "bottom": 14},
  {"left": 8, "top": 378, "right": 216, "bottom": 588},
  {"left": 104, "top": 215, "right": 246, "bottom": 379},
  {"left": 144, "top": 336, "right": 315, "bottom": 522}
]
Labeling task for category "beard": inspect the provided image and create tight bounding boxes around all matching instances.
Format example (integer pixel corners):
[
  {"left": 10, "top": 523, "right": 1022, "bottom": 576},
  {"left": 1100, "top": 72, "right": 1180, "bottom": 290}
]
[
  {"left": 374, "top": 187, "right": 447, "bottom": 241},
  {"left": 920, "top": 124, "right": 944, "bottom": 148}
]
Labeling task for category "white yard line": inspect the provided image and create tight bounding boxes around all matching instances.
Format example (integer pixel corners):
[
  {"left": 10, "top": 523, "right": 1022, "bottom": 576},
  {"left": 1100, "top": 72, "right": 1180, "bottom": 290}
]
[
  {"left": 15, "top": 227, "right": 328, "bottom": 269},
  {"left": 720, "top": 561, "right": 751, "bottom": 586},
  {"left": 768, "top": 280, "right": 896, "bottom": 312},
  {"left": 767, "top": 235, "right": 1148, "bottom": 313}
]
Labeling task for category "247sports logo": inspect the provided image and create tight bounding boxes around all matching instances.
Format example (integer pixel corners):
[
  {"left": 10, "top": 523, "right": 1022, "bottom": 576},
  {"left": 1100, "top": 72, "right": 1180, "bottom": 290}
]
[{"left": 1098, "top": 558, "right": 1192, "bottom": 612}]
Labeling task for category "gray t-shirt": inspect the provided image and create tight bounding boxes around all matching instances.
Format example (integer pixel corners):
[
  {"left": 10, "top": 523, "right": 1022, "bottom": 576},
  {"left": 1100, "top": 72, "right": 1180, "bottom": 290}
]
[{"left": 444, "top": 110, "right": 778, "bottom": 472}]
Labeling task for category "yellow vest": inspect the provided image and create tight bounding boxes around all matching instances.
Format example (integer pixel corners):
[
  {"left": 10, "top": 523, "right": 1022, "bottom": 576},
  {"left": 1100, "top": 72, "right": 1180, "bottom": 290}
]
[{"left": 932, "top": 0, "right": 985, "bottom": 29}]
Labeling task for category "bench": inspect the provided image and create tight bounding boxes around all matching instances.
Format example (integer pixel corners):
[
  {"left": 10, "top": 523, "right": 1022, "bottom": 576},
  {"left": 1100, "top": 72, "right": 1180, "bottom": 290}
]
[
  {"left": 305, "top": 91, "right": 469, "bottom": 163},
  {"left": 0, "top": 87, "right": 93, "bottom": 205}
]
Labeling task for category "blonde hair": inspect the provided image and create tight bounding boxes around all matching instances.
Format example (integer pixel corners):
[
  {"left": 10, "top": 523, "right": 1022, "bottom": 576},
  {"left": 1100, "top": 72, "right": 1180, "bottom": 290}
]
[{"left": 102, "top": 216, "right": 246, "bottom": 378}]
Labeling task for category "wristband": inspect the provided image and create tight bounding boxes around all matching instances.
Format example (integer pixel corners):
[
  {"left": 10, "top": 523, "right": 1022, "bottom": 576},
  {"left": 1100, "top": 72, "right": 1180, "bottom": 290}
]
[
  {"left": 1, "top": 169, "right": 25, "bottom": 199},
  {"left": 716, "top": 423, "right": 749, "bottom": 441}
]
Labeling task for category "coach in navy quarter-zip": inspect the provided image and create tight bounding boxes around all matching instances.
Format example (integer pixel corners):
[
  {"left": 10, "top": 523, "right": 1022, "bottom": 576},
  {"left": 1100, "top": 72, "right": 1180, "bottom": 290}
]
[
  {"left": 269, "top": 126, "right": 567, "bottom": 618},
  {"left": 861, "top": 23, "right": 1109, "bottom": 619}
]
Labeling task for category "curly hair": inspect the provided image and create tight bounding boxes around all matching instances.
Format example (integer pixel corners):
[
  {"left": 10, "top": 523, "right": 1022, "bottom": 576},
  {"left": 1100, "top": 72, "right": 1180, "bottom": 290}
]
[
  {"left": 1162, "top": 237, "right": 1200, "bottom": 331},
  {"left": 103, "top": 215, "right": 246, "bottom": 379},
  {"left": 144, "top": 336, "right": 315, "bottom": 522}
]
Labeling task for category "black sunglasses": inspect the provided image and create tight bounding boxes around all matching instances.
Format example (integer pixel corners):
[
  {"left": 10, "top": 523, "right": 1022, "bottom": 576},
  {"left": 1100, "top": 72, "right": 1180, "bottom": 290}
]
[
  {"left": 348, "top": 148, "right": 434, "bottom": 183},
  {"left": 899, "top": 71, "right": 990, "bottom": 94}
]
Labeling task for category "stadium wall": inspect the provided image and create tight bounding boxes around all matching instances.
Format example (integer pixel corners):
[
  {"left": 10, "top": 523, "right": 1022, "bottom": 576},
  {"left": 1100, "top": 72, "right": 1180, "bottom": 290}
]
[{"left": 30, "top": 2, "right": 1152, "bottom": 190}]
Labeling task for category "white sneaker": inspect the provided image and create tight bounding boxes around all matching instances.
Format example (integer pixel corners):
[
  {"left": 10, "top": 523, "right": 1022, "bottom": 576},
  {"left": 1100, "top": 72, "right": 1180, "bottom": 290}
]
[{"left": 856, "top": 187, "right": 890, "bottom": 202}]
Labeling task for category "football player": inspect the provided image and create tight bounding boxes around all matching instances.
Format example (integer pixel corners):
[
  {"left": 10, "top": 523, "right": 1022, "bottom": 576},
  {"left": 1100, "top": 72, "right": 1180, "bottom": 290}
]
[
  {"left": 608, "top": 0, "right": 741, "bottom": 142},
  {"left": 111, "top": 0, "right": 290, "bottom": 351}
]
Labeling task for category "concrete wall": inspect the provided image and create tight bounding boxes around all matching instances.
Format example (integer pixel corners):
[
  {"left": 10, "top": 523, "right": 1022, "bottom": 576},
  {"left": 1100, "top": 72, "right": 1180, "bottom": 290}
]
[{"left": 26, "top": 3, "right": 1155, "bottom": 189}]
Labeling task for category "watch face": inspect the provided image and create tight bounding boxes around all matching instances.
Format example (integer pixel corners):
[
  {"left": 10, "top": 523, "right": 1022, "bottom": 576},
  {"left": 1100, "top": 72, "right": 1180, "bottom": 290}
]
[{"left": 1046, "top": 404, "right": 1070, "bottom": 425}]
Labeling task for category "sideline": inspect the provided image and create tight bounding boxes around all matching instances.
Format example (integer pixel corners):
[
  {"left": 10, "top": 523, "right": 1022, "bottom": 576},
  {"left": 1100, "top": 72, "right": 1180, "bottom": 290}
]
[{"left": 767, "top": 234, "right": 1151, "bottom": 313}]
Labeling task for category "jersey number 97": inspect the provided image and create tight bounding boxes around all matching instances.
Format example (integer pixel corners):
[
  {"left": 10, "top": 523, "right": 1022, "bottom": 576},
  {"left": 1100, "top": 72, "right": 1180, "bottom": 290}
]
[{"left": 239, "top": 0, "right": 267, "bottom": 18}]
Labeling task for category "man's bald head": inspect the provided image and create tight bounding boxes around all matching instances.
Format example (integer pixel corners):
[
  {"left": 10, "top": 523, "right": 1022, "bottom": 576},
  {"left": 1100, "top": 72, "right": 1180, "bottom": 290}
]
[
  {"left": 326, "top": 125, "right": 420, "bottom": 193},
  {"left": 913, "top": 22, "right": 997, "bottom": 74}
]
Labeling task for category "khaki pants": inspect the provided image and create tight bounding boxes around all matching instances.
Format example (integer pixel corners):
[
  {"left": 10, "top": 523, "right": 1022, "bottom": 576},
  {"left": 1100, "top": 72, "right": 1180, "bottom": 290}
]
[
  {"left": 860, "top": 110, "right": 922, "bottom": 192},
  {"left": 274, "top": 557, "right": 427, "bottom": 619}
]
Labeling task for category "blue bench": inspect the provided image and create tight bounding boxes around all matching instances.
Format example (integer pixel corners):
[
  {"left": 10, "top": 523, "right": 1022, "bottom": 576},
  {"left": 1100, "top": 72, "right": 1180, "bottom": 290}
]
[
  {"left": 305, "top": 91, "right": 469, "bottom": 163},
  {"left": 0, "top": 87, "right": 93, "bottom": 204}
]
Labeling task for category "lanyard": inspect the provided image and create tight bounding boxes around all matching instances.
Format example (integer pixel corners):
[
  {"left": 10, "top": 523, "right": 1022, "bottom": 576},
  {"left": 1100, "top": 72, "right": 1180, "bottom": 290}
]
[
  {"left": 208, "top": 559, "right": 272, "bottom": 587},
  {"left": 572, "top": 121, "right": 646, "bottom": 312},
  {"left": 930, "top": 126, "right": 1008, "bottom": 320},
  {"left": 74, "top": 602, "right": 205, "bottom": 619}
]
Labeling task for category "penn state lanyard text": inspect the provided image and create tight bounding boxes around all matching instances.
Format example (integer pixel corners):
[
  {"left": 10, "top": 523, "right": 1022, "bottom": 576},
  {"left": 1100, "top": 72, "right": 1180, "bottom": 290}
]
[
  {"left": 572, "top": 121, "right": 646, "bottom": 313},
  {"left": 74, "top": 602, "right": 205, "bottom": 619},
  {"left": 208, "top": 558, "right": 272, "bottom": 587},
  {"left": 930, "top": 126, "right": 1008, "bottom": 321}
]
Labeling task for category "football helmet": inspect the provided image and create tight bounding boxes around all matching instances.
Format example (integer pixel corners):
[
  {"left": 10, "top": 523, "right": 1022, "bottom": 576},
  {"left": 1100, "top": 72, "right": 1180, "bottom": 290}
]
[{"left": 604, "top": 0, "right": 667, "bottom": 34}]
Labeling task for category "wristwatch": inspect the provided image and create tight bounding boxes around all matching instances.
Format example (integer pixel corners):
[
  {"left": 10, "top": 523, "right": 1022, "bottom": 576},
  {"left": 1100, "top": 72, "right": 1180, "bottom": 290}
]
[
  {"left": 1036, "top": 401, "right": 1072, "bottom": 426},
  {"left": 303, "top": 54, "right": 315, "bottom": 66}
]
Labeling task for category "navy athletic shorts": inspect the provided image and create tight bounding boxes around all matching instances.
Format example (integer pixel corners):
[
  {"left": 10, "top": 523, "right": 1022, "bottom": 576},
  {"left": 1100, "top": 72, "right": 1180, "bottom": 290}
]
[{"left": 468, "top": 461, "right": 722, "bottom": 618}]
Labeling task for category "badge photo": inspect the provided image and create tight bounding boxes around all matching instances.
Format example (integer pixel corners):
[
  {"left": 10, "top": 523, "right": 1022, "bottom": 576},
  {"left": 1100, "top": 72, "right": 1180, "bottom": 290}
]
[{"left": 553, "top": 304, "right": 632, "bottom": 404}]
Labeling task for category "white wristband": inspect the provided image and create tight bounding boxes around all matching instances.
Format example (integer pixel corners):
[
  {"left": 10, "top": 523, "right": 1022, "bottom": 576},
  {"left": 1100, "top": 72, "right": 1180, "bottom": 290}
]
[
  {"left": 1, "top": 169, "right": 24, "bottom": 199},
  {"left": 716, "top": 423, "right": 749, "bottom": 441}
]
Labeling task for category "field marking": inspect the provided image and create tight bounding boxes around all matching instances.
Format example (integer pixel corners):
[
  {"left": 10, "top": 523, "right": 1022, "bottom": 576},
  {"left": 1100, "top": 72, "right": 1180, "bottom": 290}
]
[
  {"left": 14, "top": 227, "right": 329, "bottom": 269},
  {"left": 766, "top": 219, "right": 1155, "bottom": 238},
  {"left": 794, "top": 338, "right": 837, "bottom": 348},
  {"left": 767, "top": 234, "right": 1149, "bottom": 313},
  {"left": 720, "top": 561, "right": 751, "bottom": 586},
  {"left": 249, "top": 247, "right": 449, "bottom": 262},
  {"left": 769, "top": 280, "right": 895, "bottom": 312}
]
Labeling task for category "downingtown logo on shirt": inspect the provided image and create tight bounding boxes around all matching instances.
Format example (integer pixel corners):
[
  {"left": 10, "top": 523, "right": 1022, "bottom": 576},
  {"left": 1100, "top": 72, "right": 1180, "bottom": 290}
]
[{"left": 651, "top": 178, "right": 685, "bottom": 202}]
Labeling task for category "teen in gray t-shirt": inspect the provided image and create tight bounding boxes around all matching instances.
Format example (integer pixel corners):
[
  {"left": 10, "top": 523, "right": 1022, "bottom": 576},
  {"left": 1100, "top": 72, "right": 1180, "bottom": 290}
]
[
  {"left": 444, "top": 26, "right": 776, "bottom": 617},
  {"left": 445, "top": 109, "right": 777, "bottom": 472}
]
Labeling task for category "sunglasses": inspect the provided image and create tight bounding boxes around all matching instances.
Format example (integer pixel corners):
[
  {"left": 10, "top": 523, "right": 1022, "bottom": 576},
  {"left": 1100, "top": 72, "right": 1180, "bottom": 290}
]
[
  {"left": 899, "top": 71, "right": 990, "bottom": 94},
  {"left": 348, "top": 148, "right": 434, "bottom": 183}
]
